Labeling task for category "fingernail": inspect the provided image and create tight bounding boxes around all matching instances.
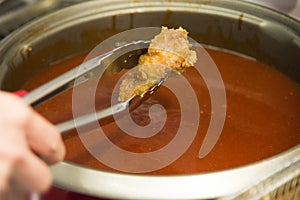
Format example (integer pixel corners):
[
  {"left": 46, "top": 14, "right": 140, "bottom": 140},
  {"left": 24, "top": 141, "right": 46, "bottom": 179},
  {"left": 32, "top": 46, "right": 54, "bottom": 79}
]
[{"left": 30, "top": 192, "right": 40, "bottom": 200}]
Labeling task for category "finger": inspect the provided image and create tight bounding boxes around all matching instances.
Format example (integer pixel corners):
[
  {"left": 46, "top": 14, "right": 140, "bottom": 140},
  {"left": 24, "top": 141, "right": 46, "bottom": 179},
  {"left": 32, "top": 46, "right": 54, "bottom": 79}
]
[
  {"left": 25, "top": 110, "right": 66, "bottom": 164},
  {"left": 0, "top": 157, "right": 39, "bottom": 200},
  {"left": 0, "top": 124, "right": 52, "bottom": 194},
  {"left": 0, "top": 91, "right": 65, "bottom": 164},
  {"left": 0, "top": 162, "right": 11, "bottom": 196},
  {"left": 0, "top": 91, "right": 60, "bottom": 195},
  {"left": 14, "top": 150, "right": 52, "bottom": 193},
  {"left": 5, "top": 179, "right": 28, "bottom": 200}
]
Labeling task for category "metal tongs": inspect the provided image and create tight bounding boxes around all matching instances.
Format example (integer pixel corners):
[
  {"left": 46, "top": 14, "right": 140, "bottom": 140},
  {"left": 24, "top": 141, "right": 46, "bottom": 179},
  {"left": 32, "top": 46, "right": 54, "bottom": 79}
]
[{"left": 22, "top": 40, "right": 165, "bottom": 133}]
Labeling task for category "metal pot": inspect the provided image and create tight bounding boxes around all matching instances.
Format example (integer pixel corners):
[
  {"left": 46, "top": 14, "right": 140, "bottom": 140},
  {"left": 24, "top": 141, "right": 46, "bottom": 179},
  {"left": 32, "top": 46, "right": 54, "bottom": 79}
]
[{"left": 0, "top": 0, "right": 299, "bottom": 199}]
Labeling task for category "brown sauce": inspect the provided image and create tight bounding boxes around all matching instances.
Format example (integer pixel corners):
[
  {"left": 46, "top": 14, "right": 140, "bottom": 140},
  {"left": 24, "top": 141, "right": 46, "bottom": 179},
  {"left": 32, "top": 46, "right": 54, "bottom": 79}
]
[{"left": 23, "top": 48, "right": 300, "bottom": 175}]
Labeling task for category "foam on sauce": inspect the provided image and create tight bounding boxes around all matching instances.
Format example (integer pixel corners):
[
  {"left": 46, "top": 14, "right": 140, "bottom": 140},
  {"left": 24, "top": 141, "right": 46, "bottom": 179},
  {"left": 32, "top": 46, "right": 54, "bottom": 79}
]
[{"left": 23, "top": 48, "right": 300, "bottom": 175}]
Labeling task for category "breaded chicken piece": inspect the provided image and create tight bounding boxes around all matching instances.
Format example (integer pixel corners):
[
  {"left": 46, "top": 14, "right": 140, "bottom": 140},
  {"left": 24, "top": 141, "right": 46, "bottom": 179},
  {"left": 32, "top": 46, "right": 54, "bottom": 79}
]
[{"left": 118, "top": 27, "right": 197, "bottom": 102}]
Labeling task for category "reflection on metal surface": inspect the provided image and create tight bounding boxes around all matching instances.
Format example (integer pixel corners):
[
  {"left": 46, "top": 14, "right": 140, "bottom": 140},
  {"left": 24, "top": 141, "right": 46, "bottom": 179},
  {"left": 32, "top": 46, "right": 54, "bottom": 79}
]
[
  {"left": 220, "top": 158, "right": 300, "bottom": 200},
  {"left": 0, "top": 0, "right": 299, "bottom": 199},
  {"left": 0, "top": 0, "right": 60, "bottom": 38},
  {"left": 245, "top": 0, "right": 300, "bottom": 19},
  {"left": 246, "top": 0, "right": 297, "bottom": 12}
]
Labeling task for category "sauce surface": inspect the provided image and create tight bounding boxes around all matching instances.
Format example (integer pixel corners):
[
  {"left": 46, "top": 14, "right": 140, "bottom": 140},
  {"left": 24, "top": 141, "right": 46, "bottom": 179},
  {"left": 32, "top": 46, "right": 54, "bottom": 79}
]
[{"left": 23, "top": 48, "right": 300, "bottom": 175}]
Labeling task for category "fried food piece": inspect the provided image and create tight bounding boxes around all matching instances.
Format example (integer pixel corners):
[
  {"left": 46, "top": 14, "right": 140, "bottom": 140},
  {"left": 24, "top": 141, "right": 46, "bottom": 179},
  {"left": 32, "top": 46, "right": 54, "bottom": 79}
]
[
  {"left": 140, "top": 26, "right": 197, "bottom": 72},
  {"left": 118, "top": 27, "right": 197, "bottom": 102}
]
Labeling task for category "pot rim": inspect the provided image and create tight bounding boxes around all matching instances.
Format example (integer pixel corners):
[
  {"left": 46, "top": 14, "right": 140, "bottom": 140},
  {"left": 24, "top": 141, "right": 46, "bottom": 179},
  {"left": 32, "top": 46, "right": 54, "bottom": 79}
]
[
  {"left": 0, "top": 0, "right": 299, "bottom": 199},
  {"left": 52, "top": 145, "right": 300, "bottom": 199}
]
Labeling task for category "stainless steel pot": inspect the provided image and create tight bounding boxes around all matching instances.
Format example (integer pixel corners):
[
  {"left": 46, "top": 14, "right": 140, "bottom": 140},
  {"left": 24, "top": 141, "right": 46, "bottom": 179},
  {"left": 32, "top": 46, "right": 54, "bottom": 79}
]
[{"left": 0, "top": 0, "right": 299, "bottom": 199}]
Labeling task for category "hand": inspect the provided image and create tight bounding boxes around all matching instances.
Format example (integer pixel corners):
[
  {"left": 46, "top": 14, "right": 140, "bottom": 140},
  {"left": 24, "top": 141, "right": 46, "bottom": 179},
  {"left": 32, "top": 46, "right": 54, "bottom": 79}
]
[{"left": 0, "top": 91, "right": 65, "bottom": 199}]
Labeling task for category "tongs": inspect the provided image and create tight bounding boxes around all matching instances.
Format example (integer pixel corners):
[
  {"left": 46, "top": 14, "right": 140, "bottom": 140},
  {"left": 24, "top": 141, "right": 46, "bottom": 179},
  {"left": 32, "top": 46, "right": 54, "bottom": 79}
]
[{"left": 22, "top": 40, "right": 164, "bottom": 133}]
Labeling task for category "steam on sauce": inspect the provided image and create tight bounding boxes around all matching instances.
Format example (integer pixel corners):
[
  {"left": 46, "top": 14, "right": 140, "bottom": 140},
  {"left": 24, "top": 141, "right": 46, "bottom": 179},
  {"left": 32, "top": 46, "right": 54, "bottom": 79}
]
[{"left": 23, "top": 48, "right": 300, "bottom": 175}]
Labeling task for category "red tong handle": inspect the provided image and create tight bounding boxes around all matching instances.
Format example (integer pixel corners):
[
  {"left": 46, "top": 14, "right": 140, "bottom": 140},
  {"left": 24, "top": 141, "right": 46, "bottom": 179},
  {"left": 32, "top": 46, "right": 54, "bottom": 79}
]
[{"left": 13, "top": 90, "right": 27, "bottom": 97}]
